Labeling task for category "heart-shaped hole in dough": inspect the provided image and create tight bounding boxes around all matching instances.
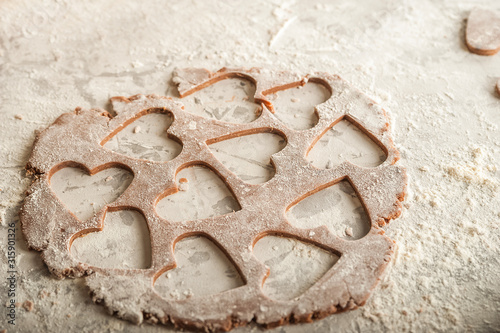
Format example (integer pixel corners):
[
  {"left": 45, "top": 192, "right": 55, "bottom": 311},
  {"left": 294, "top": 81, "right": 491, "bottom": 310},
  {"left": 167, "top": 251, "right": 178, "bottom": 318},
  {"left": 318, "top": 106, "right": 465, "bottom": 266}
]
[
  {"left": 286, "top": 179, "right": 370, "bottom": 240},
  {"left": 154, "top": 235, "right": 244, "bottom": 300},
  {"left": 50, "top": 164, "right": 133, "bottom": 221},
  {"left": 70, "top": 209, "right": 151, "bottom": 269},
  {"left": 180, "top": 78, "right": 261, "bottom": 124},
  {"left": 267, "top": 81, "right": 330, "bottom": 130},
  {"left": 253, "top": 235, "right": 338, "bottom": 301},
  {"left": 308, "top": 118, "right": 386, "bottom": 169},
  {"left": 208, "top": 132, "right": 286, "bottom": 184},
  {"left": 156, "top": 165, "right": 241, "bottom": 222},
  {"left": 102, "top": 110, "right": 182, "bottom": 162}
]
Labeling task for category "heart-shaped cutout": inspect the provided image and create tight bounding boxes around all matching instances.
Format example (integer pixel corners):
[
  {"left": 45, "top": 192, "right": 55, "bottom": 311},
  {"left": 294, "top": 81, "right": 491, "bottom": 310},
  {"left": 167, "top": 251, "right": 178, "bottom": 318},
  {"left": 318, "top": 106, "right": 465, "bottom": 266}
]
[
  {"left": 208, "top": 133, "right": 286, "bottom": 184},
  {"left": 50, "top": 165, "right": 133, "bottom": 221},
  {"left": 466, "top": 8, "right": 500, "bottom": 56},
  {"left": 267, "top": 81, "right": 330, "bottom": 130},
  {"left": 103, "top": 111, "right": 182, "bottom": 162},
  {"left": 253, "top": 235, "right": 338, "bottom": 301},
  {"left": 180, "top": 78, "right": 261, "bottom": 124},
  {"left": 71, "top": 209, "right": 151, "bottom": 269},
  {"left": 307, "top": 119, "right": 386, "bottom": 169},
  {"left": 156, "top": 165, "right": 240, "bottom": 222},
  {"left": 287, "top": 180, "right": 370, "bottom": 240},
  {"left": 154, "top": 235, "right": 244, "bottom": 300}
]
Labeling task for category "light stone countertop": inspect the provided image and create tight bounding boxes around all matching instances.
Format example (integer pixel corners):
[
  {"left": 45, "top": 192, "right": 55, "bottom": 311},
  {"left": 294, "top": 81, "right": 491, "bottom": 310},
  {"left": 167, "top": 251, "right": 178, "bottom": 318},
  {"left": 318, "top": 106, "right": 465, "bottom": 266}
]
[{"left": 1, "top": 1, "right": 499, "bottom": 332}]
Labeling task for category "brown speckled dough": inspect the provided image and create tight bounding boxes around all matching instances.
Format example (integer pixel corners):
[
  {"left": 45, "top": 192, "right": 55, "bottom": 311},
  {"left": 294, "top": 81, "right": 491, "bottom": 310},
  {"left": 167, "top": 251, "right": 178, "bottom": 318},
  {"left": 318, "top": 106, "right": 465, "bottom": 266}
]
[
  {"left": 466, "top": 8, "right": 500, "bottom": 56},
  {"left": 21, "top": 68, "right": 407, "bottom": 331}
]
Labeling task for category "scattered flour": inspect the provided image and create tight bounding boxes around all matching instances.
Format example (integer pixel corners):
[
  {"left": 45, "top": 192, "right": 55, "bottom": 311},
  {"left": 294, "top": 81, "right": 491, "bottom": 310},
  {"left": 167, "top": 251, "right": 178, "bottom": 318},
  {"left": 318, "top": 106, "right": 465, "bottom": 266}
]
[{"left": 0, "top": 0, "right": 499, "bottom": 332}]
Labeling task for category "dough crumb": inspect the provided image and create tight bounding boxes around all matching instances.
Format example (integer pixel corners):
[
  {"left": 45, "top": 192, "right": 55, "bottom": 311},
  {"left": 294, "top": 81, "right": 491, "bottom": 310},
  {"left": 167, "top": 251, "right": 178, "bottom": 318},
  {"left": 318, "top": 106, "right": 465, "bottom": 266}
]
[
  {"left": 38, "top": 290, "right": 49, "bottom": 299},
  {"left": 183, "top": 289, "right": 193, "bottom": 298},
  {"left": 105, "top": 176, "right": 113, "bottom": 182},
  {"left": 345, "top": 227, "right": 353, "bottom": 237},
  {"left": 22, "top": 300, "right": 34, "bottom": 312},
  {"left": 133, "top": 126, "right": 141, "bottom": 133},
  {"left": 178, "top": 182, "right": 189, "bottom": 191},
  {"left": 14, "top": 114, "right": 23, "bottom": 120},
  {"left": 131, "top": 60, "right": 144, "bottom": 68}
]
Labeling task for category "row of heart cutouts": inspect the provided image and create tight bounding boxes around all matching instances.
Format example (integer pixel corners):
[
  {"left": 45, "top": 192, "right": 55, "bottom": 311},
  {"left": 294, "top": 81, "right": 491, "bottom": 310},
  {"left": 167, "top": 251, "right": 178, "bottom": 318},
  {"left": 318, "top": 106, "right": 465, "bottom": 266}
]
[
  {"left": 51, "top": 166, "right": 370, "bottom": 239},
  {"left": 174, "top": 78, "right": 330, "bottom": 129},
  {"left": 70, "top": 211, "right": 339, "bottom": 302},
  {"left": 103, "top": 111, "right": 386, "bottom": 177}
]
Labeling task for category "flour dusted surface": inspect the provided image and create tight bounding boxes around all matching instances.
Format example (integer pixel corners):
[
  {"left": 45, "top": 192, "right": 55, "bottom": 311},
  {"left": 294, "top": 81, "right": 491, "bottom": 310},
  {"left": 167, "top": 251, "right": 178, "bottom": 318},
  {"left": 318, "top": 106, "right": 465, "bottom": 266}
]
[{"left": 1, "top": 0, "right": 499, "bottom": 332}]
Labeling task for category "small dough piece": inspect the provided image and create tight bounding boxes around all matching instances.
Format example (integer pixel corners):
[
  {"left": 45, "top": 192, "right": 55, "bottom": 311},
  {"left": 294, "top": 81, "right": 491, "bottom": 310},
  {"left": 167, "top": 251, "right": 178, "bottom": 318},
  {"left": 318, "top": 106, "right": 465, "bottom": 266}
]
[{"left": 466, "top": 8, "right": 500, "bottom": 56}]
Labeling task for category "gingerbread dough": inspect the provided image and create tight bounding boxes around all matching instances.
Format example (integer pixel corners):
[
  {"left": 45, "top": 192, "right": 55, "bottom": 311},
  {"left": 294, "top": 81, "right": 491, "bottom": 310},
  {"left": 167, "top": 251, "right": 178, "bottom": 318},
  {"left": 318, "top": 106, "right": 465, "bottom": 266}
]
[
  {"left": 21, "top": 68, "right": 407, "bottom": 331},
  {"left": 466, "top": 8, "right": 500, "bottom": 56}
]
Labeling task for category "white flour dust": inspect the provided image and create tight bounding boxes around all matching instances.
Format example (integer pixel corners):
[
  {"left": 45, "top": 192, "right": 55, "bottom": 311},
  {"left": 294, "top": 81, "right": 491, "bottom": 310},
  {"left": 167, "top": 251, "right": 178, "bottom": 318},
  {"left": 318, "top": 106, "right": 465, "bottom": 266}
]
[{"left": 0, "top": 0, "right": 499, "bottom": 332}]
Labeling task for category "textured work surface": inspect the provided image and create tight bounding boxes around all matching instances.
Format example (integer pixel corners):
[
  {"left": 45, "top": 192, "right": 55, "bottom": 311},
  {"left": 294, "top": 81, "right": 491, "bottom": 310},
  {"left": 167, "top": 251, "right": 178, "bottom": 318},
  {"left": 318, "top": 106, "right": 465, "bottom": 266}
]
[{"left": 1, "top": 1, "right": 499, "bottom": 332}]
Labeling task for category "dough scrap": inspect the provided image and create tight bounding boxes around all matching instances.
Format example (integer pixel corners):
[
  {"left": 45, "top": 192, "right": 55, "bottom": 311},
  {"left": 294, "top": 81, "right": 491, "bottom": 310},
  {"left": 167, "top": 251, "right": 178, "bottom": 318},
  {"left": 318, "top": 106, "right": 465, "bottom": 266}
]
[
  {"left": 21, "top": 68, "right": 407, "bottom": 331},
  {"left": 466, "top": 8, "right": 500, "bottom": 56}
]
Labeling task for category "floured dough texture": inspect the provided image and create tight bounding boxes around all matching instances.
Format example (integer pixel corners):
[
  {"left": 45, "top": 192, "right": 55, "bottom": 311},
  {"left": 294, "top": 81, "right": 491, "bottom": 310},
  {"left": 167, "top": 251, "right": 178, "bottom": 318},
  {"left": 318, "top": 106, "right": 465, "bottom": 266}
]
[{"left": 20, "top": 68, "right": 407, "bottom": 331}]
